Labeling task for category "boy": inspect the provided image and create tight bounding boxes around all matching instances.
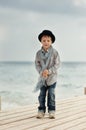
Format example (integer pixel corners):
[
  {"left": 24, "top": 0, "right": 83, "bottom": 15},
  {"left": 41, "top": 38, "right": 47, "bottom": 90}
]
[{"left": 35, "top": 30, "right": 60, "bottom": 119}]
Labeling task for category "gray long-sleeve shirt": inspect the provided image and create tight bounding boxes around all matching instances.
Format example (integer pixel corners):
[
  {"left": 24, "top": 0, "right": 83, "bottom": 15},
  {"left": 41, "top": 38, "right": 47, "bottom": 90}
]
[{"left": 35, "top": 46, "right": 60, "bottom": 86}]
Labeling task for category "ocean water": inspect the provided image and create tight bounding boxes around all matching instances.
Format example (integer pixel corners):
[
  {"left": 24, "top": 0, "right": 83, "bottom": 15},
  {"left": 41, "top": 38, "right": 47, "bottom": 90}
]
[{"left": 0, "top": 61, "right": 86, "bottom": 110}]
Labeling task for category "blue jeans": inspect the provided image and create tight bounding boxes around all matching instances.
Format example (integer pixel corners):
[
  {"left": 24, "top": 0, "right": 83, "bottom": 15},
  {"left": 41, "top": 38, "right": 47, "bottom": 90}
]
[{"left": 38, "top": 82, "right": 56, "bottom": 113}]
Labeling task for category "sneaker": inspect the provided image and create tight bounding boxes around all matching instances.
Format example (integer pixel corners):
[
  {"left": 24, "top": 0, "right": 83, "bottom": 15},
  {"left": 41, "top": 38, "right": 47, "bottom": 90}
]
[
  {"left": 49, "top": 111, "right": 55, "bottom": 119},
  {"left": 36, "top": 112, "right": 45, "bottom": 119}
]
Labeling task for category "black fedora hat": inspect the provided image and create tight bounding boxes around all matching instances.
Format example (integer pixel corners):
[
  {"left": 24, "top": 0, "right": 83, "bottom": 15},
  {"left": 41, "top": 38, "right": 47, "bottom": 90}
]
[{"left": 38, "top": 30, "right": 55, "bottom": 43}]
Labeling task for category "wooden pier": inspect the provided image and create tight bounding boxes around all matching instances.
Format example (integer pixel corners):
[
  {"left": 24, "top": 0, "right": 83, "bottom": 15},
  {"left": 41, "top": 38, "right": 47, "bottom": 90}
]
[{"left": 0, "top": 95, "right": 86, "bottom": 130}]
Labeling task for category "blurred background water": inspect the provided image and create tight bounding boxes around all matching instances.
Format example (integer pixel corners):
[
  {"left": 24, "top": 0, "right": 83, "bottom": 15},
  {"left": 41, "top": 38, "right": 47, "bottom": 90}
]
[{"left": 0, "top": 61, "right": 86, "bottom": 110}]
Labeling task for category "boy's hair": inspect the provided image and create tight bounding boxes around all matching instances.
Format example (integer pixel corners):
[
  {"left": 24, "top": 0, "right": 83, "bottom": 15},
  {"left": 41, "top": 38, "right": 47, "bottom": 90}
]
[{"left": 38, "top": 30, "right": 55, "bottom": 43}]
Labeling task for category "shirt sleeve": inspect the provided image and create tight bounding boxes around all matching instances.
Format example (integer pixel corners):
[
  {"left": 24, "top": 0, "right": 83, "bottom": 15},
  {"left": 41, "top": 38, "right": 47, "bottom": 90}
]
[
  {"left": 48, "top": 51, "right": 60, "bottom": 75},
  {"left": 35, "top": 52, "right": 42, "bottom": 74}
]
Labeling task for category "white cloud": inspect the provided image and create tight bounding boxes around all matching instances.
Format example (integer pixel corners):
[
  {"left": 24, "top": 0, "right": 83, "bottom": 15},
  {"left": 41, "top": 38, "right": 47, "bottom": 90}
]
[
  {"left": 0, "top": 0, "right": 86, "bottom": 15},
  {"left": 0, "top": 1, "right": 86, "bottom": 61},
  {"left": 73, "top": 0, "right": 86, "bottom": 7},
  {"left": 0, "top": 25, "right": 9, "bottom": 42},
  {"left": 80, "top": 34, "right": 86, "bottom": 41}
]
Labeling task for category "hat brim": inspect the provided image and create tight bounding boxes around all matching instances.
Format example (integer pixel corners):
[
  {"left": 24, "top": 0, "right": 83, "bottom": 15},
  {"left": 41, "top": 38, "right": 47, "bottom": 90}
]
[{"left": 38, "top": 30, "right": 55, "bottom": 43}]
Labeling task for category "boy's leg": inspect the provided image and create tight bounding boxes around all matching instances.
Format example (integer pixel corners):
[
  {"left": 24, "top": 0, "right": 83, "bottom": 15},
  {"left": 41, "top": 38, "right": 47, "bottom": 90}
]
[
  {"left": 47, "top": 82, "right": 56, "bottom": 118},
  {"left": 38, "top": 86, "right": 47, "bottom": 113}
]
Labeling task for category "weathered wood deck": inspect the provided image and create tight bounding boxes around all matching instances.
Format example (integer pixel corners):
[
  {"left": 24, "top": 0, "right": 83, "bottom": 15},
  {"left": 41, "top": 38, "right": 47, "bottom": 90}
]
[{"left": 0, "top": 95, "right": 86, "bottom": 130}]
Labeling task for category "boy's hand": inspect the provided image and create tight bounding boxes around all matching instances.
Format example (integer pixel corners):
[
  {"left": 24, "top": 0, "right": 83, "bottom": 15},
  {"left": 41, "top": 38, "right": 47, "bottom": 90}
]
[{"left": 42, "top": 69, "right": 49, "bottom": 78}]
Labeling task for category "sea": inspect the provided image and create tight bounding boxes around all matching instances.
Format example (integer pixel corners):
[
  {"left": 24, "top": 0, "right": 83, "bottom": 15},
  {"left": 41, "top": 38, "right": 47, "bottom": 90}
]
[{"left": 0, "top": 61, "right": 86, "bottom": 110}]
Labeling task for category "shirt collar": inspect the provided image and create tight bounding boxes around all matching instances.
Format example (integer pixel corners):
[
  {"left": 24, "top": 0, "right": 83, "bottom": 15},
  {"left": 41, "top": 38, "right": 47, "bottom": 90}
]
[{"left": 41, "top": 46, "right": 52, "bottom": 53}]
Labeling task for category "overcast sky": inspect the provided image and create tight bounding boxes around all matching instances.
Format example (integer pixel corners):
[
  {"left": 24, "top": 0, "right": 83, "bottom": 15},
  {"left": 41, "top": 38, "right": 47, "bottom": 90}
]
[{"left": 0, "top": 0, "right": 86, "bottom": 62}]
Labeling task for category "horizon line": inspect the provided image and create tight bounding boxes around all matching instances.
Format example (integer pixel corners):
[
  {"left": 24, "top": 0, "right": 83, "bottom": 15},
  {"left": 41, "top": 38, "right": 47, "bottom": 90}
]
[{"left": 0, "top": 60, "right": 86, "bottom": 63}]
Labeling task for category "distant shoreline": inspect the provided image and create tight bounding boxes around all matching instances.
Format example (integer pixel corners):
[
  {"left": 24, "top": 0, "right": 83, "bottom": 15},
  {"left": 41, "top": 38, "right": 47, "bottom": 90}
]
[{"left": 0, "top": 61, "right": 86, "bottom": 64}]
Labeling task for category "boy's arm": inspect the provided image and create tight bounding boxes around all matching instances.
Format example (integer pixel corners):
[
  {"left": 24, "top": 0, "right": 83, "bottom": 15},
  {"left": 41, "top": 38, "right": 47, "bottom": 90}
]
[
  {"left": 35, "top": 52, "right": 42, "bottom": 74},
  {"left": 48, "top": 52, "right": 60, "bottom": 75}
]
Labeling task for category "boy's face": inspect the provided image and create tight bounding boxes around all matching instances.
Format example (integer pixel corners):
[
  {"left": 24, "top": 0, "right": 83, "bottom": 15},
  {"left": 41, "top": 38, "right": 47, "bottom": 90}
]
[{"left": 41, "top": 36, "right": 52, "bottom": 51}]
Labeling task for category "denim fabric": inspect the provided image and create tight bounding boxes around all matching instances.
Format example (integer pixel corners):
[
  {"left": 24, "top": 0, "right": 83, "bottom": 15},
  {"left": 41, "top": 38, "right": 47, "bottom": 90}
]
[{"left": 38, "top": 82, "right": 56, "bottom": 113}]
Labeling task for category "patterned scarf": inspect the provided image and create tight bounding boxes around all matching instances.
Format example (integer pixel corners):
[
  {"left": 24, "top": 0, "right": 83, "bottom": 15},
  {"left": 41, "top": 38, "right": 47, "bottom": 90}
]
[{"left": 34, "top": 46, "right": 53, "bottom": 92}]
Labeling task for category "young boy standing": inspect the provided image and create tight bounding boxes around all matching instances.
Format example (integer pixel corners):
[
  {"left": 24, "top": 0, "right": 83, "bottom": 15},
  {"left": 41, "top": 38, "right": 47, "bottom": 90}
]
[{"left": 35, "top": 30, "right": 60, "bottom": 119}]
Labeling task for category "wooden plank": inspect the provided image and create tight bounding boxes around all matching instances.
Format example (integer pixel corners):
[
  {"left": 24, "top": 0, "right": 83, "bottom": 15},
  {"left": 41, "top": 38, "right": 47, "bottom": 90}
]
[
  {"left": 1, "top": 103, "right": 86, "bottom": 130},
  {"left": 0, "top": 96, "right": 86, "bottom": 130},
  {"left": 0, "top": 96, "right": 86, "bottom": 119},
  {"left": 0, "top": 95, "right": 86, "bottom": 116},
  {"left": 0, "top": 99, "right": 86, "bottom": 125},
  {"left": 24, "top": 111, "right": 86, "bottom": 130},
  {"left": 0, "top": 105, "right": 84, "bottom": 130},
  {"left": 48, "top": 116, "right": 86, "bottom": 130},
  {"left": 0, "top": 104, "right": 37, "bottom": 116},
  {"left": 0, "top": 109, "right": 36, "bottom": 120},
  {"left": 66, "top": 121, "right": 86, "bottom": 130}
]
